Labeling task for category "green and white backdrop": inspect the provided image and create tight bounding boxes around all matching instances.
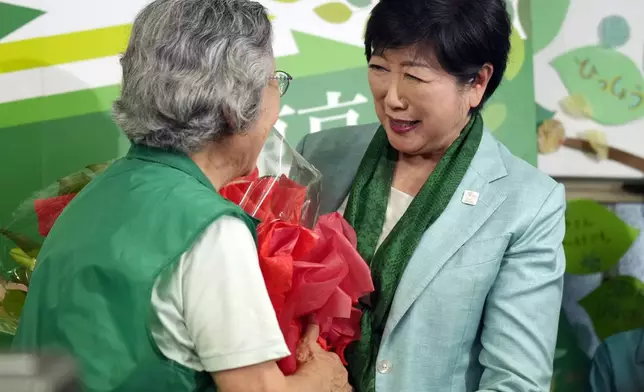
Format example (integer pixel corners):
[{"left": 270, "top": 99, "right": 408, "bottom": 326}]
[
  {"left": 0, "top": 0, "right": 535, "bottom": 225},
  {"left": 1, "top": 1, "right": 644, "bottom": 390}
]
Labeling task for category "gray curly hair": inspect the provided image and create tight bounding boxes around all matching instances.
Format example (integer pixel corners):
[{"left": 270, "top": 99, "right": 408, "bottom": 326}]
[{"left": 113, "top": 0, "right": 274, "bottom": 153}]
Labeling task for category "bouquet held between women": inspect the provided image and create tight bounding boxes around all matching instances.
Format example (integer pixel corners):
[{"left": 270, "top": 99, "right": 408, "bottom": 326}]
[{"left": 0, "top": 130, "right": 374, "bottom": 374}]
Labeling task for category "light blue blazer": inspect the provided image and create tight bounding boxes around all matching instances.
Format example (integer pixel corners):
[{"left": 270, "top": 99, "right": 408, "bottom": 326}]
[{"left": 297, "top": 124, "right": 566, "bottom": 392}]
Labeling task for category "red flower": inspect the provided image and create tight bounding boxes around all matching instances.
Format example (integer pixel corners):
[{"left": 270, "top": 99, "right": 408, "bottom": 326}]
[{"left": 34, "top": 193, "right": 77, "bottom": 237}]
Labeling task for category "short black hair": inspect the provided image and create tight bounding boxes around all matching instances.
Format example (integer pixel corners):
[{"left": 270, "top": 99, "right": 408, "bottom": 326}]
[{"left": 364, "top": 0, "right": 511, "bottom": 110}]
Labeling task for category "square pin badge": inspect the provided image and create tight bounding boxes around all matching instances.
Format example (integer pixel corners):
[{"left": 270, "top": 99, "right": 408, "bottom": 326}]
[{"left": 461, "top": 190, "right": 479, "bottom": 206}]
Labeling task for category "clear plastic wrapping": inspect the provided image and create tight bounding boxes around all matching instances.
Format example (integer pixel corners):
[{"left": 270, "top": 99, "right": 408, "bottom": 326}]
[{"left": 222, "top": 129, "right": 322, "bottom": 228}]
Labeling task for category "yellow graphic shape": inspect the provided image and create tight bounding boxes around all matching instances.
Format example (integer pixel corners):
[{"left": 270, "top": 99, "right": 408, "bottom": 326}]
[{"left": 0, "top": 24, "right": 131, "bottom": 74}]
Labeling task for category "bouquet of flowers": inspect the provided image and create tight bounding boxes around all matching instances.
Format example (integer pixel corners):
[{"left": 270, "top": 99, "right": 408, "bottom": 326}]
[
  {"left": 220, "top": 130, "right": 373, "bottom": 373},
  {"left": 0, "top": 130, "right": 374, "bottom": 373},
  {"left": 0, "top": 163, "right": 110, "bottom": 344}
]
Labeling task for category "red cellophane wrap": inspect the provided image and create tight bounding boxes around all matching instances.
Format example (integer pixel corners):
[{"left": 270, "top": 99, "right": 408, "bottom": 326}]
[{"left": 220, "top": 159, "right": 373, "bottom": 374}]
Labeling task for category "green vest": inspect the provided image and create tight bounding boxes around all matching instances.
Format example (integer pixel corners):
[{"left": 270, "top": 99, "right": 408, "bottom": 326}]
[{"left": 12, "top": 145, "right": 258, "bottom": 392}]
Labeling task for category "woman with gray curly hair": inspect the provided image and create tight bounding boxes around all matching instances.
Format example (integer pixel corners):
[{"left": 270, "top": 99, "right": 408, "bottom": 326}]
[{"left": 12, "top": 1, "right": 350, "bottom": 392}]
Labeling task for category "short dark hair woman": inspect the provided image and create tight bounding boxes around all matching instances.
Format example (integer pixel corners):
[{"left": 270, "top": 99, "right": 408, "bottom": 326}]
[{"left": 298, "top": 0, "right": 566, "bottom": 391}]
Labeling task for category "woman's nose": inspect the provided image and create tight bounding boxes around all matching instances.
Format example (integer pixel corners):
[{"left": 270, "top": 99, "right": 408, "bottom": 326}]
[{"left": 384, "top": 78, "right": 406, "bottom": 110}]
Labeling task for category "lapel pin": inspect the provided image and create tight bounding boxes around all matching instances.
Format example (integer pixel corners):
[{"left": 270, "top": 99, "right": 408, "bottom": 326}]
[{"left": 461, "top": 190, "right": 479, "bottom": 206}]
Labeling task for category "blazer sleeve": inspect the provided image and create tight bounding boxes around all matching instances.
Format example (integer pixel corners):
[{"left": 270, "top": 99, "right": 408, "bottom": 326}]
[
  {"left": 477, "top": 183, "right": 566, "bottom": 392},
  {"left": 295, "top": 134, "right": 308, "bottom": 156}
]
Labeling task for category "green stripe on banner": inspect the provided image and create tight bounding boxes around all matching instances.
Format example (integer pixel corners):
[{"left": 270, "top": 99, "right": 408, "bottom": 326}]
[{"left": 0, "top": 85, "right": 120, "bottom": 129}]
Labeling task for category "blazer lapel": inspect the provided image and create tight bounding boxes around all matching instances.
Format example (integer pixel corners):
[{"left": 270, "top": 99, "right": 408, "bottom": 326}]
[
  {"left": 304, "top": 124, "right": 379, "bottom": 214},
  {"left": 383, "top": 131, "right": 509, "bottom": 338},
  {"left": 319, "top": 161, "right": 355, "bottom": 214}
]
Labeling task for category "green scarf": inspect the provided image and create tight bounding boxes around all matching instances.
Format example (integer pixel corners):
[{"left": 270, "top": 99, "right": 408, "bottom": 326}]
[{"left": 343, "top": 112, "right": 484, "bottom": 392}]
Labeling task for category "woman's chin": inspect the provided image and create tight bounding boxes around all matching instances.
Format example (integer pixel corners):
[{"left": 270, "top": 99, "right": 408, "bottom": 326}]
[{"left": 384, "top": 129, "right": 424, "bottom": 155}]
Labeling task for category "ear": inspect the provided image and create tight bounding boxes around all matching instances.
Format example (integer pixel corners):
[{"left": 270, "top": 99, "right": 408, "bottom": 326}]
[{"left": 468, "top": 63, "right": 494, "bottom": 109}]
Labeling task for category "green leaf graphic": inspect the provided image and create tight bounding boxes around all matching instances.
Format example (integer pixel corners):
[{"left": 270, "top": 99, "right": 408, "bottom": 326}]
[
  {"left": 531, "top": 0, "right": 569, "bottom": 53},
  {"left": 563, "top": 199, "right": 639, "bottom": 274},
  {"left": 347, "top": 0, "right": 371, "bottom": 7},
  {"left": 484, "top": 42, "right": 537, "bottom": 166},
  {"left": 506, "top": 28, "right": 525, "bottom": 81},
  {"left": 482, "top": 103, "right": 507, "bottom": 132},
  {"left": 579, "top": 276, "right": 644, "bottom": 340},
  {"left": 0, "top": 2, "right": 45, "bottom": 40},
  {"left": 551, "top": 46, "right": 644, "bottom": 125},
  {"left": 314, "top": 2, "right": 353, "bottom": 24},
  {"left": 276, "top": 31, "right": 364, "bottom": 78}
]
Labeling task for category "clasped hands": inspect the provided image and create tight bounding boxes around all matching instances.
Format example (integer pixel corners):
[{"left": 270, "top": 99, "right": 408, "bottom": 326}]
[{"left": 296, "top": 320, "right": 353, "bottom": 392}]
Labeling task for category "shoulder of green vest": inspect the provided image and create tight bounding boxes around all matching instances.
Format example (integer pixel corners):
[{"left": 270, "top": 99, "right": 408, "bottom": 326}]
[{"left": 83, "top": 157, "right": 258, "bottom": 238}]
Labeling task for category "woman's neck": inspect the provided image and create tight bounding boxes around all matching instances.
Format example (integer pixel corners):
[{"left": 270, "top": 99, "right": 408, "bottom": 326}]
[
  {"left": 393, "top": 154, "right": 441, "bottom": 196},
  {"left": 393, "top": 115, "right": 471, "bottom": 196},
  {"left": 189, "top": 145, "right": 242, "bottom": 191}
]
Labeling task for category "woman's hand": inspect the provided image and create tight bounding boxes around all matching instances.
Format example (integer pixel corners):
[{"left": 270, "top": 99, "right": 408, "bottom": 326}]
[
  {"left": 214, "top": 321, "right": 352, "bottom": 392},
  {"left": 295, "top": 322, "right": 352, "bottom": 392}
]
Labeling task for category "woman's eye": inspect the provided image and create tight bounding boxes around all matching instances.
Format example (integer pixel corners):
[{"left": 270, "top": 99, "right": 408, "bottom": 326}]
[
  {"left": 368, "top": 64, "right": 388, "bottom": 72},
  {"left": 405, "top": 73, "right": 425, "bottom": 82}
]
